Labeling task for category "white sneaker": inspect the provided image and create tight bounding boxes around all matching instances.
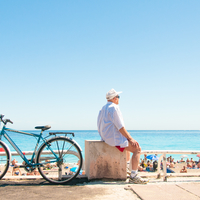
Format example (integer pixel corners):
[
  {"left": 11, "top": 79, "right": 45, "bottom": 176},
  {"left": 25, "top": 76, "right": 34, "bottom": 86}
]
[{"left": 129, "top": 174, "right": 148, "bottom": 184}]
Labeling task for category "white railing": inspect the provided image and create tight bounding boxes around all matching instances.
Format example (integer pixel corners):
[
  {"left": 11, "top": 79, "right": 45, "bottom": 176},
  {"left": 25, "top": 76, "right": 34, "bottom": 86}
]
[
  {"left": 141, "top": 150, "right": 200, "bottom": 181},
  {"left": 1, "top": 150, "right": 81, "bottom": 158}
]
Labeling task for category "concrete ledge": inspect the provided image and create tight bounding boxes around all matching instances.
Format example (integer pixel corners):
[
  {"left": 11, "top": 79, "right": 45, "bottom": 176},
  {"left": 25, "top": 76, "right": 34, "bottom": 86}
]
[{"left": 85, "top": 140, "right": 127, "bottom": 180}]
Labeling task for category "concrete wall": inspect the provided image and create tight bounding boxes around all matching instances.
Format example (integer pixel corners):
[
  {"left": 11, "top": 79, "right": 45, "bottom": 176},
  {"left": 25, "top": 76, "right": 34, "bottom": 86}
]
[{"left": 85, "top": 140, "right": 127, "bottom": 180}]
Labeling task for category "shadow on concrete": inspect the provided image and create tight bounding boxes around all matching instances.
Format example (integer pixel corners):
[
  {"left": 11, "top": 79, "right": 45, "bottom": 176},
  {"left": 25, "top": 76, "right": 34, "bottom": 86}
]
[{"left": 0, "top": 177, "right": 89, "bottom": 187}]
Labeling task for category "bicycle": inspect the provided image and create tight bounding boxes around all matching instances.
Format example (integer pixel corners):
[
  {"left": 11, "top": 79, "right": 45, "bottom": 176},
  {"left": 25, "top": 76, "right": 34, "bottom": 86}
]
[{"left": 0, "top": 114, "right": 83, "bottom": 184}]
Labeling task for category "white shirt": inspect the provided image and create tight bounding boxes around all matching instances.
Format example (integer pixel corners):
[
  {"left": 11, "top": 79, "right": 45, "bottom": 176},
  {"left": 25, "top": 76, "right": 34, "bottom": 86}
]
[{"left": 97, "top": 102, "right": 128, "bottom": 148}]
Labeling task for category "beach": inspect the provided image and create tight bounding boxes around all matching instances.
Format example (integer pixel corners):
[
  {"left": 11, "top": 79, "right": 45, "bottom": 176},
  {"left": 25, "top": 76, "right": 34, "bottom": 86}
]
[
  {"left": 137, "top": 162, "right": 200, "bottom": 179},
  {"left": 3, "top": 159, "right": 200, "bottom": 181},
  {"left": 170, "top": 162, "right": 200, "bottom": 173},
  {"left": 3, "top": 150, "right": 200, "bottom": 179}
]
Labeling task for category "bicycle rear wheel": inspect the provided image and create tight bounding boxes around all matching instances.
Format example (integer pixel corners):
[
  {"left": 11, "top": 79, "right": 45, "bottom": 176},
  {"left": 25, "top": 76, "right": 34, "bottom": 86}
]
[
  {"left": 0, "top": 141, "right": 10, "bottom": 179},
  {"left": 36, "top": 137, "right": 83, "bottom": 184}
]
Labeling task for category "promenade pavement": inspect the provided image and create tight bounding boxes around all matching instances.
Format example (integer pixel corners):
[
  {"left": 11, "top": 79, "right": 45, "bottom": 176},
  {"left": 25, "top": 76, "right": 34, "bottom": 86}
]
[{"left": 1, "top": 176, "right": 200, "bottom": 200}]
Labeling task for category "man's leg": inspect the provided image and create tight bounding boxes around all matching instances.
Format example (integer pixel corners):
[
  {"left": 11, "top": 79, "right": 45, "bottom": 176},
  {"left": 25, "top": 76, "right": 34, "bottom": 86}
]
[
  {"left": 125, "top": 142, "right": 141, "bottom": 171},
  {"left": 125, "top": 142, "right": 148, "bottom": 184},
  {"left": 131, "top": 148, "right": 141, "bottom": 170}
]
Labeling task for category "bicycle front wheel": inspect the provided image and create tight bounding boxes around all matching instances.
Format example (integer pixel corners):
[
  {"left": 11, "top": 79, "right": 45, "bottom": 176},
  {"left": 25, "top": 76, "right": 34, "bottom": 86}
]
[
  {"left": 36, "top": 137, "right": 83, "bottom": 184},
  {"left": 0, "top": 141, "right": 10, "bottom": 179}
]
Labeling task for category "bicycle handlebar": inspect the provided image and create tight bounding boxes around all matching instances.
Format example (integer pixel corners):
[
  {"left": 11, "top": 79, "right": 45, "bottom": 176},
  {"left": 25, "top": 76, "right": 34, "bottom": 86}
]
[
  {"left": 5, "top": 119, "right": 13, "bottom": 124},
  {"left": 0, "top": 114, "right": 13, "bottom": 125}
]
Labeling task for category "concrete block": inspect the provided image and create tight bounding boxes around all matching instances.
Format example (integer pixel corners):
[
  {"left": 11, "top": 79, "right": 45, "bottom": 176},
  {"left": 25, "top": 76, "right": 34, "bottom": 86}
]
[{"left": 85, "top": 140, "right": 127, "bottom": 180}]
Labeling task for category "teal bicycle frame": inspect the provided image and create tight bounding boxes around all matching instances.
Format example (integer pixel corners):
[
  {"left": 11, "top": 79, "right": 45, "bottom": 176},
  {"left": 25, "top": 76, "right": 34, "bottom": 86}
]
[
  {"left": 0, "top": 114, "right": 82, "bottom": 184},
  {"left": 0, "top": 126, "right": 60, "bottom": 167}
]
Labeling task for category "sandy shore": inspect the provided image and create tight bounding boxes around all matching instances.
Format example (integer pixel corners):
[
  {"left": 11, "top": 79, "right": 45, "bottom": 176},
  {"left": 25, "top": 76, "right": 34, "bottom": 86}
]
[
  {"left": 3, "top": 160, "right": 200, "bottom": 179},
  {"left": 136, "top": 162, "right": 200, "bottom": 177},
  {"left": 5, "top": 165, "right": 41, "bottom": 177},
  {"left": 169, "top": 162, "right": 200, "bottom": 173}
]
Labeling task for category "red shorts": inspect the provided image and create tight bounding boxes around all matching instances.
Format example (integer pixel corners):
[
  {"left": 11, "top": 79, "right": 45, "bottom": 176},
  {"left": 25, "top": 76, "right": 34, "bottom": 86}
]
[{"left": 115, "top": 146, "right": 125, "bottom": 152}]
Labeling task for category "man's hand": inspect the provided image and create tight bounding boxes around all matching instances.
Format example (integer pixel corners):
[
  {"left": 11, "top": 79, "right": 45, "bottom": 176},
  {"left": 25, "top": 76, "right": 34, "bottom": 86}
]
[
  {"left": 128, "top": 138, "right": 139, "bottom": 148},
  {"left": 119, "top": 127, "right": 140, "bottom": 147}
]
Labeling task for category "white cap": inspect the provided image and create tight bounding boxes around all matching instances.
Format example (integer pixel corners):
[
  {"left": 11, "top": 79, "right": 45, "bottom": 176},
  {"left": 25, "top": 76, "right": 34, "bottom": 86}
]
[{"left": 106, "top": 88, "right": 122, "bottom": 100}]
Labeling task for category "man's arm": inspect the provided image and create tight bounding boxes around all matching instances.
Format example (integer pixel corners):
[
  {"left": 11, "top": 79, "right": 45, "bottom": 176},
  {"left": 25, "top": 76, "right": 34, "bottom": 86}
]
[{"left": 119, "top": 127, "right": 139, "bottom": 148}]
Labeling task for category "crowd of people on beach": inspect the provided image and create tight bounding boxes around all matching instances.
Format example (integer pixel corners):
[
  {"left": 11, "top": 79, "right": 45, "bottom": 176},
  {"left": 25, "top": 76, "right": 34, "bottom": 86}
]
[
  {"left": 137, "top": 154, "right": 200, "bottom": 173},
  {"left": 8, "top": 158, "right": 84, "bottom": 176},
  {"left": 7, "top": 154, "right": 200, "bottom": 176},
  {"left": 178, "top": 157, "right": 200, "bottom": 173},
  {"left": 9, "top": 159, "right": 40, "bottom": 176},
  {"left": 137, "top": 154, "right": 158, "bottom": 172}
]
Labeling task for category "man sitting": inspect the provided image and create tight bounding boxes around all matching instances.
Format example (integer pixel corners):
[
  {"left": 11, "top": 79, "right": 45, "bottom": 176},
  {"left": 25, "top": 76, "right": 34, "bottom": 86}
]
[{"left": 97, "top": 89, "right": 148, "bottom": 184}]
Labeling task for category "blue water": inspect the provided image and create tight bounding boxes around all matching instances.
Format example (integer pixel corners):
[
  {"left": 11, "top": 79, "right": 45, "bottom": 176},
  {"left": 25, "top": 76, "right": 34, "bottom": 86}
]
[{"left": 1, "top": 130, "right": 200, "bottom": 162}]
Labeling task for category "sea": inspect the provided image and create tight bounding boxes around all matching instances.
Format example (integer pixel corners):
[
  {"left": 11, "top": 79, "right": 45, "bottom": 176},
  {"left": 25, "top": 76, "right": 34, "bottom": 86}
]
[{"left": 1, "top": 130, "right": 200, "bottom": 163}]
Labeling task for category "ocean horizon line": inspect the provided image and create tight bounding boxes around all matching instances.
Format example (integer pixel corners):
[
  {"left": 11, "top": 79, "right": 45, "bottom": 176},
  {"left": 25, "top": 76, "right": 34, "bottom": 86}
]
[{"left": 18, "top": 129, "right": 200, "bottom": 132}]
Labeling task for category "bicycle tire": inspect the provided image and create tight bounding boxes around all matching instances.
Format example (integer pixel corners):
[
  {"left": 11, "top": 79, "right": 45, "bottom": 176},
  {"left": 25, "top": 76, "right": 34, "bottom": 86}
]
[
  {"left": 0, "top": 141, "right": 10, "bottom": 179},
  {"left": 36, "top": 137, "right": 83, "bottom": 184}
]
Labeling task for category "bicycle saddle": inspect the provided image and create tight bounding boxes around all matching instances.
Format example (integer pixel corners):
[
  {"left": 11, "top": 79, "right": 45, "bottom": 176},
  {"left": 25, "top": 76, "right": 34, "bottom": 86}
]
[{"left": 35, "top": 125, "right": 51, "bottom": 131}]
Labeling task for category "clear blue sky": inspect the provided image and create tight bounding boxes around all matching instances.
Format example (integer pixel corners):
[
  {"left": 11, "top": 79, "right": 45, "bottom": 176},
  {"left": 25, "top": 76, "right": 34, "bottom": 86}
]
[{"left": 1, "top": 0, "right": 200, "bottom": 130}]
